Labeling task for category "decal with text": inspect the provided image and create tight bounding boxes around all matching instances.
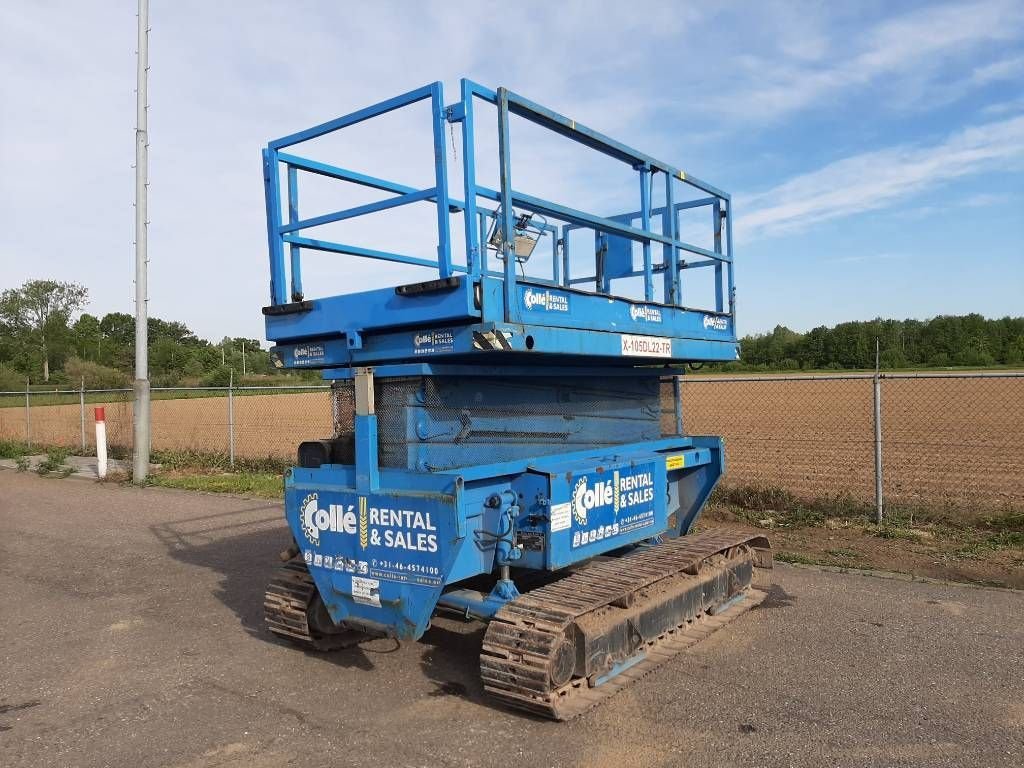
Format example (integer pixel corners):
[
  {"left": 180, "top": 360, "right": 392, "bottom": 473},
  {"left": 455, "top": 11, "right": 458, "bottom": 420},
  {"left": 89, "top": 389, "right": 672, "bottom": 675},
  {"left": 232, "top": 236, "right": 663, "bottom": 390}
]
[
  {"left": 521, "top": 286, "right": 571, "bottom": 313},
  {"left": 568, "top": 464, "right": 657, "bottom": 548},
  {"left": 629, "top": 305, "right": 663, "bottom": 323},
  {"left": 298, "top": 492, "right": 443, "bottom": 586},
  {"left": 702, "top": 314, "right": 728, "bottom": 331},
  {"left": 413, "top": 329, "right": 455, "bottom": 355}
]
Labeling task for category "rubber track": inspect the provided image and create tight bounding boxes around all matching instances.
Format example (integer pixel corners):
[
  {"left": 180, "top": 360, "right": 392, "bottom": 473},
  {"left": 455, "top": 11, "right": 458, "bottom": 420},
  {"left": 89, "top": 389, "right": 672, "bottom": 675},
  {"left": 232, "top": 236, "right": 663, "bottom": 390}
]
[
  {"left": 480, "top": 529, "right": 771, "bottom": 719},
  {"left": 264, "top": 560, "right": 365, "bottom": 651}
]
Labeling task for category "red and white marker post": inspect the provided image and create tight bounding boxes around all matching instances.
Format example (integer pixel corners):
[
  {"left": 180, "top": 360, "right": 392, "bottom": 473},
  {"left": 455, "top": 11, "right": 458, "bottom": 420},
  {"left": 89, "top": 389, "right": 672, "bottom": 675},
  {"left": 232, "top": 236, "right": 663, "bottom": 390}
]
[{"left": 94, "top": 407, "right": 107, "bottom": 479}]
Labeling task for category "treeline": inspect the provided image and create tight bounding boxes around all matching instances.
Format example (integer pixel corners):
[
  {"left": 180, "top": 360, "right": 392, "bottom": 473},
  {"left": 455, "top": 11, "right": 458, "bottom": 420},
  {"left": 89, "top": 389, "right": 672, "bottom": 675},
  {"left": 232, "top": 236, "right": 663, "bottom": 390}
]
[
  {"left": 726, "top": 314, "right": 1024, "bottom": 371},
  {"left": 4, "top": 281, "right": 1021, "bottom": 387},
  {"left": 0, "top": 279, "right": 314, "bottom": 390}
]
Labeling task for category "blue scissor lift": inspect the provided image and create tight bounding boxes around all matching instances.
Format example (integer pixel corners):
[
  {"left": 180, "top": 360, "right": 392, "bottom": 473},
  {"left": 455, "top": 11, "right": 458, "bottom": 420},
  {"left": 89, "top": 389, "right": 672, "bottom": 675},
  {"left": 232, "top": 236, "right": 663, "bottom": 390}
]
[{"left": 261, "top": 80, "right": 771, "bottom": 719}]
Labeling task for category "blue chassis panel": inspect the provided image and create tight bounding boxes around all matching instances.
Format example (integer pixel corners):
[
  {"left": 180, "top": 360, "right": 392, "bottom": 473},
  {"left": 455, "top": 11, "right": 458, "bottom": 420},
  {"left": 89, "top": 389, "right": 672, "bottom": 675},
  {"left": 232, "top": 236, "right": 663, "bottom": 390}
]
[{"left": 286, "top": 436, "right": 724, "bottom": 641}]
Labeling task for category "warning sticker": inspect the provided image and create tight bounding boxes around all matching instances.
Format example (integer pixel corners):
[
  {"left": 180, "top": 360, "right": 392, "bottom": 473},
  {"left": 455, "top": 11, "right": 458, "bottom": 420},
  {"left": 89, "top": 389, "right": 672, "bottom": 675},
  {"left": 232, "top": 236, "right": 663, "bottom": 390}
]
[
  {"left": 351, "top": 576, "right": 380, "bottom": 607},
  {"left": 550, "top": 502, "right": 571, "bottom": 532},
  {"left": 666, "top": 454, "right": 686, "bottom": 470}
]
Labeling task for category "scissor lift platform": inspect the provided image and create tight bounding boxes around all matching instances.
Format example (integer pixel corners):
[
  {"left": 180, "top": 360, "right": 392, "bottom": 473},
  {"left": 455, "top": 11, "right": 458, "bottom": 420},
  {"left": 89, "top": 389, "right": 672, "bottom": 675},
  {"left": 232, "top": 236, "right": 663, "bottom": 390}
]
[
  {"left": 259, "top": 80, "right": 768, "bottom": 720},
  {"left": 262, "top": 79, "right": 738, "bottom": 372}
]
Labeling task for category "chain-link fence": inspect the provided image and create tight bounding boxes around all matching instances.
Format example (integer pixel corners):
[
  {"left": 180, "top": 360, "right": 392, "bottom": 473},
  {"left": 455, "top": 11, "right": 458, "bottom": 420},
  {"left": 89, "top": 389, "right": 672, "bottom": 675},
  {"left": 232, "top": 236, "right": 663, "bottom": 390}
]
[
  {"left": 0, "top": 385, "right": 333, "bottom": 463},
  {"left": 671, "top": 374, "right": 876, "bottom": 503},
  {"left": 2, "top": 372, "right": 1021, "bottom": 515},
  {"left": 677, "top": 372, "right": 1024, "bottom": 516}
]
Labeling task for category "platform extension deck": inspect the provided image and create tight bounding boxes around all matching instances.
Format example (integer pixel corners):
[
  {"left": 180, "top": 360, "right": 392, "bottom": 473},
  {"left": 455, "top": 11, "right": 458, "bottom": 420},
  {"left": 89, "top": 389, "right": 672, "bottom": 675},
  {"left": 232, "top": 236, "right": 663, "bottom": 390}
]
[{"left": 265, "top": 275, "right": 737, "bottom": 368}]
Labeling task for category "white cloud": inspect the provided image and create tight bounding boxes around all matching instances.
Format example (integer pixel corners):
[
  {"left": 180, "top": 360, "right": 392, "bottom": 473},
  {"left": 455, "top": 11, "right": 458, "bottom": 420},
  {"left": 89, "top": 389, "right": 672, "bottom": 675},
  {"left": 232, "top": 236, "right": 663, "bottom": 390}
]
[
  {"left": 706, "top": 0, "right": 1024, "bottom": 121},
  {"left": 738, "top": 115, "right": 1024, "bottom": 240},
  {"left": 982, "top": 96, "right": 1024, "bottom": 116},
  {"left": 898, "top": 53, "right": 1024, "bottom": 111},
  {"left": 970, "top": 54, "right": 1024, "bottom": 85}
]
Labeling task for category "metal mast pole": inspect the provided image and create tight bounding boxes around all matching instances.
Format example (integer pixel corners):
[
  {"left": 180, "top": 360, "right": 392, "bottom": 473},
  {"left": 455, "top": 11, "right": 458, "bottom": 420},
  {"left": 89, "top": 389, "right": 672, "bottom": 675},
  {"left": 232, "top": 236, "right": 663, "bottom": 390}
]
[
  {"left": 132, "top": 0, "right": 151, "bottom": 482},
  {"left": 873, "top": 338, "right": 883, "bottom": 523}
]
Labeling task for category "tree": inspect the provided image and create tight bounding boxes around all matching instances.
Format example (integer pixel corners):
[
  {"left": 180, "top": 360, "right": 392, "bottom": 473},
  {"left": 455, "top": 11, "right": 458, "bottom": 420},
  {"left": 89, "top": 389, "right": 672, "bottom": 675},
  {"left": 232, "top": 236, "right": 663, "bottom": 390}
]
[
  {"left": 71, "top": 313, "right": 102, "bottom": 360},
  {"left": 0, "top": 280, "right": 88, "bottom": 382},
  {"left": 149, "top": 317, "right": 200, "bottom": 346},
  {"left": 99, "top": 312, "right": 135, "bottom": 347},
  {"left": 726, "top": 314, "right": 1024, "bottom": 371}
]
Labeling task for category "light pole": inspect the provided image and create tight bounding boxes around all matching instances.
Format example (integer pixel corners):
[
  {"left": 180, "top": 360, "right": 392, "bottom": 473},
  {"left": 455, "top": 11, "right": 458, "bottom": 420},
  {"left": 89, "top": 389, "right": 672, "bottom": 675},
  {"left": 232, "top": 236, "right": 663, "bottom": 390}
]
[{"left": 132, "top": 0, "right": 151, "bottom": 482}]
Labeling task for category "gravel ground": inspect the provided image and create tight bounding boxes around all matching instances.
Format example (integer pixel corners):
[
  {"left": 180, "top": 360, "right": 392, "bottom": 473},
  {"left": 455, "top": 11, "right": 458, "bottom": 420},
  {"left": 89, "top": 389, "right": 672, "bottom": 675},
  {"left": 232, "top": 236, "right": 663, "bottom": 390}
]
[{"left": 1, "top": 470, "right": 1021, "bottom": 768}]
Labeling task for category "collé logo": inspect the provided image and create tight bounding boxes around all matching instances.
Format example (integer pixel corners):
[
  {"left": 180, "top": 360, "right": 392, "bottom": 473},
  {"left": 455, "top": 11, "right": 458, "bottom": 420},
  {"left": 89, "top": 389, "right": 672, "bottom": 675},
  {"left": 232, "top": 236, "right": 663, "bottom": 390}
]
[
  {"left": 702, "top": 314, "right": 728, "bottom": 331},
  {"left": 629, "top": 305, "right": 663, "bottom": 323},
  {"left": 571, "top": 475, "right": 613, "bottom": 526},
  {"left": 414, "top": 330, "right": 454, "bottom": 348},
  {"left": 523, "top": 288, "right": 570, "bottom": 312},
  {"left": 293, "top": 344, "right": 325, "bottom": 359},
  {"left": 413, "top": 329, "right": 455, "bottom": 356},
  {"left": 300, "top": 493, "right": 357, "bottom": 544}
]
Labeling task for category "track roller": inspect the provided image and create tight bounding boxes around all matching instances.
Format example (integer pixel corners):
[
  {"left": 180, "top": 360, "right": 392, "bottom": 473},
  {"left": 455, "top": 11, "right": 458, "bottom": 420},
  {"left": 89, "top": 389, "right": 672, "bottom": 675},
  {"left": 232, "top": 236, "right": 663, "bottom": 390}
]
[{"left": 264, "top": 559, "right": 368, "bottom": 651}]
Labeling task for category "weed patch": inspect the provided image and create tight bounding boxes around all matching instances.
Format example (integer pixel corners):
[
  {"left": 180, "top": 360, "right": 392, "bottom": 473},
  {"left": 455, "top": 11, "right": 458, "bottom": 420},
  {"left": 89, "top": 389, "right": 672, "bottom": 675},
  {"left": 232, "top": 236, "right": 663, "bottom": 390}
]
[
  {"left": 825, "top": 548, "right": 862, "bottom": 560},
  {"left": 148, "top": 470, "right": 283, "bottom": 499},
  {"left": 980, "top": 511, "right": 1024, "bottom": 533},
  {"left": 36, "top": 447, "right": 73, "bottom": 478},
  {"left": 150, "top": 448, "right": 290, "bottom": 475},
  {"left": 711, "top": 482, "right": 874, "bottom": 529},
  {"left": 775, "top": 551, "right": 829, "bottom": 566},
  {"left": 0, "top": 439, "right": 31, "bottom": 459},
  {"left": 868, "top": 524, "right": 923, "bottom": 543}
]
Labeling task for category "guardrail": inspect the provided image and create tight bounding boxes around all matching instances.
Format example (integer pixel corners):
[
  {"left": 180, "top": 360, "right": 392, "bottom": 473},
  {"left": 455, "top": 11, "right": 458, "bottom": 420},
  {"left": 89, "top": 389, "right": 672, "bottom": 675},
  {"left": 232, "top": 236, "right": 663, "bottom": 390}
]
[{"left": 262, "top": 78, "right": 733, "bottom": 323}]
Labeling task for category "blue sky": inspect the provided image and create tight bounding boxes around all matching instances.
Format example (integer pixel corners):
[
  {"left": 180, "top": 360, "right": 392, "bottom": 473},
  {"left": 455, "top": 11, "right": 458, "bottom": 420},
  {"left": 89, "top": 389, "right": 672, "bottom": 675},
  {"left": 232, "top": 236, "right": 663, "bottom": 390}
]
[{"left": 1, "top": 1, "right": 1021, "bottom": 342}]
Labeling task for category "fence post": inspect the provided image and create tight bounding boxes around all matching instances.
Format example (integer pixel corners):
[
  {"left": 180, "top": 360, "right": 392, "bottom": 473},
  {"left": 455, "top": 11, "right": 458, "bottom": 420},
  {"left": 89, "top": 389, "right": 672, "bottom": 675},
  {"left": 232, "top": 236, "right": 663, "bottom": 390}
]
[
  {"left": 24, "top": 379, "right": 31, "bottom": 448},
  {"left": 672, "top": 375, "right": 684, "bottom": 435},
  {"left": 95, "top": 407, "right": 107, "bottom": 479},
  {"left": 80, "top": 377, "right": 86, "bottom": 452},
  {"left": 873, "top": 340, "right": 883, "bottom": 523},
  {"left": 228, "top": 371, "right": 235, "bottom": 468}
]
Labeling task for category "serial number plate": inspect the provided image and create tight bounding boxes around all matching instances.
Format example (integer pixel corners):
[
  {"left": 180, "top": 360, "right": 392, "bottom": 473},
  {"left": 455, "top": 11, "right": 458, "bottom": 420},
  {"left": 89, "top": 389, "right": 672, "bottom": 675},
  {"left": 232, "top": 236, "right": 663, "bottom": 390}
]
[{"left": 620, "top": 334, "right": 672, "bottom": 358}]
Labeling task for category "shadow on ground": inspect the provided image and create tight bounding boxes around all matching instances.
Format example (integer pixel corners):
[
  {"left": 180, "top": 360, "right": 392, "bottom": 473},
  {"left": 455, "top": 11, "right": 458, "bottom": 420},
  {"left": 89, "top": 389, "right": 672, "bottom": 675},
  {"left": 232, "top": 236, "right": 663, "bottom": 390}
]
[
  {"left": 147, "top": 504, "right": 496, "bottom": 684},
  {"left": 757, "top": 583, "right": 797, "bottom": 610},
  {"left": 145, "top": 501, "right": 786, "bottom": 720},
  {"left": 417, "top": 620, "right": 553, "bottom": 719},
  {"left": 149, "top": 505, "right": 387, "bottom": 671},
  {"left": 418, "top": 621, "right": 487, "bottom": 701}
]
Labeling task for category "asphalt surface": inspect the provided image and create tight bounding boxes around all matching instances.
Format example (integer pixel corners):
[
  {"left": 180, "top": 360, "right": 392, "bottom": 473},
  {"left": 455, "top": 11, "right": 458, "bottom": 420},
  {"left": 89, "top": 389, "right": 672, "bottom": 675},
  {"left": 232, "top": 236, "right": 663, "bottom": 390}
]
[{"left": 1, "top": 471, "right": 1021, "bottom": 768}]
